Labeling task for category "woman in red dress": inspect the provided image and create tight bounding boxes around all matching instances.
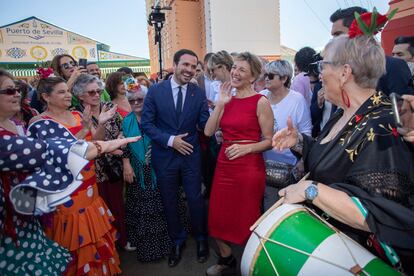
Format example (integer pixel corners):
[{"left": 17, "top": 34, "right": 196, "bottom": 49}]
[{"left": 204, "top": 52, "right": 274, "bottom": 275}]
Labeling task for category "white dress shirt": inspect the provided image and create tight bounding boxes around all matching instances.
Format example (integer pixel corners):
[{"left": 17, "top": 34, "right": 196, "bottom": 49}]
[{"left": 167, "top": 77, "right": 189, "bottom": 147}]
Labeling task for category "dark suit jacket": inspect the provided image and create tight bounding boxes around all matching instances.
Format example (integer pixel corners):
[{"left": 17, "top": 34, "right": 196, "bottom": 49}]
[
  {"left": 141, "top": 79, "right": 210, "bottom": 171},
  {"left": 377, "top": 56, "right": 414, "bottom": 95},
  {"left": 310, "top": 81, "right": 337, "bottom": 137}
]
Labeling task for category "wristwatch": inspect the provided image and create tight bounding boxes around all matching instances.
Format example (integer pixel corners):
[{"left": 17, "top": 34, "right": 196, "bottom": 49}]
[{"left": 305, "top": 181, "right": 319, "bottom": 202}]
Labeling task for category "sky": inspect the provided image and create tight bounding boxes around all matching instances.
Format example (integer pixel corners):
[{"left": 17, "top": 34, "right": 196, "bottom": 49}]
[{"left": 0, "top": 0, "right": 389, "bottom": 58}]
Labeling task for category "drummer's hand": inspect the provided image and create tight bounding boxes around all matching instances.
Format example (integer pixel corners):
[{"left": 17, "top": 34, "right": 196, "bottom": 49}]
[{"left": 278, "top": 180, "right": 313, "bottom": 204}]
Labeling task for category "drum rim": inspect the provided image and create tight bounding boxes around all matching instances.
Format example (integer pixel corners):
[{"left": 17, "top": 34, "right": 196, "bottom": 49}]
[{"left": 246, "top": 205, "right": 308, "bottom": 276}]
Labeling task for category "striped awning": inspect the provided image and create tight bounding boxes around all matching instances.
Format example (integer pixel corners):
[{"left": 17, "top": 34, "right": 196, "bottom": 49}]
[
  {"left": 8, "top": 69, "right": 37, "bottom": 78},
  {"left": 100, "top": 66, "right": 151, "bottom": 75},
  {"left": 7, "top": 66, "right": 151, "bottom": 78}
]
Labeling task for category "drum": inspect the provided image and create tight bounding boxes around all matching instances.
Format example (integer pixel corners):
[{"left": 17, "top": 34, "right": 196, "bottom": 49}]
[{"left": 241, "top": 204, "right": 400, "bottom": 276}]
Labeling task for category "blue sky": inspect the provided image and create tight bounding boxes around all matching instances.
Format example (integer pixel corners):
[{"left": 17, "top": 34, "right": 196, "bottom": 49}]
[{"left": 0, "top": 0, "right": 389, "bottom": 58}]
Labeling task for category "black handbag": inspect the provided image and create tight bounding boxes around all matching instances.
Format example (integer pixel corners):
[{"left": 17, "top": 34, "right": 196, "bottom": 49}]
[{"left": 265, "top": 160, "right": 295, "bottom": 188}]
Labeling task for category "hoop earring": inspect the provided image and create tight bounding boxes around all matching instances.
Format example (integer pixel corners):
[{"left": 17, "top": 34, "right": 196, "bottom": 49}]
[{"left": 341, "top": 88, "right": 350, "bottom": 108}]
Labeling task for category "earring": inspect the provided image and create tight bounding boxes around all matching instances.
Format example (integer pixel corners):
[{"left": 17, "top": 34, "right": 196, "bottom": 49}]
[{"left": 341, "top": 88, "right": 350, "bottom": 108}]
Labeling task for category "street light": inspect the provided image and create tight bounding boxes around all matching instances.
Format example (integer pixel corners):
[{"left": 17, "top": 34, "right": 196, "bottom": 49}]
[{"left": 148, "top": 0, "right": 172, "bottom": 79}]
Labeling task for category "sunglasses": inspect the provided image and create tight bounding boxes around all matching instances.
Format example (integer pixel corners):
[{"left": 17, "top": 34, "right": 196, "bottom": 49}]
[
  {"left": 128, "top": 98, "right": 144, "bottom": 105},
  {"left": 264, "top": 73, "right": 278, "bottom": 80},
  {"left": 0, "top": 88, "right": 20, "bottom": 95},
  {"left": 60, "top": 61, "right": 77, "bottom": 70},
  {"left": 85, "top": 89, "right": 103, "bottom": 97}
]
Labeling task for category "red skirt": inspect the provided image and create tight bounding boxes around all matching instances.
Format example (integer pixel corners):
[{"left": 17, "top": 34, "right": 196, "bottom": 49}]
[{"left": 208, "top": 144, "right": 265, "bottom": 245}]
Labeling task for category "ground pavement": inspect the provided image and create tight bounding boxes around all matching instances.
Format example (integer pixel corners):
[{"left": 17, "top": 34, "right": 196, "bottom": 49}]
[{"left": 120, "top": 237, "right": 244, "bottom": 276}]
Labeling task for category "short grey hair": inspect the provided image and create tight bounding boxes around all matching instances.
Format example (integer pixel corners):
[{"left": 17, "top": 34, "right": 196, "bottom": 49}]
[
  {"left": 72, "top": 74, "right": 104, "bottom": 97},
  {"left": 323, "top": 35, "right": 385, "bottom": 89},
  {"left": 265, "top": 60, "right": 293, "bottom": 87}
]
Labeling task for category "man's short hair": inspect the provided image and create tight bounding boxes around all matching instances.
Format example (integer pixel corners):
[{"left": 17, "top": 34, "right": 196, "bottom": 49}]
[
  {"left": 173, "top": 49, "right": 198, "bottom": 65},
  {"left": 117, "top": 67, "right": 133, "bottom": 75},
  {"left": 330, "top": 6, "right": 368, "bottom": 28},
  {"left": 294, "top": 47, "right": 316, "bottom": 73},
  {"left": 394, "top": 36, "right": 414, "bottom": 56},
  {"left": 86, "top": 62, "right": 98, "bottom": 67}
]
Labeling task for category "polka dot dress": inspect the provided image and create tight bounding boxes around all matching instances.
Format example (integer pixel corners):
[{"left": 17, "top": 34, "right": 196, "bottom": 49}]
[
  {"left": 125, "top": 155, "right": 191, "bottom": 262},
  {"left": 1, "top": 126, "right": 72, "bottom": 275},
  {"left": 0, "top": 207, "right": 72, "bottom": 276}
]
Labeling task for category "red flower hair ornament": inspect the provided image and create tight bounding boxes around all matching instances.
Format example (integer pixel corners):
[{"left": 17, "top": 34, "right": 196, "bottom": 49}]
[
  {"left": 348, "top": 7, "right": 398, "bottom": 38},
  {"left": 36, "top": 67, "right": 54, "bottom": 79}
]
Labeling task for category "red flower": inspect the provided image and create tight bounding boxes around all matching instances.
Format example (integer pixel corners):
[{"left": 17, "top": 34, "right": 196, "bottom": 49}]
[
  {"left": 348, "top": 12, "right": 388, "bottom": 38},
  {"left": 355, "top": 114, "right": 362, "bottom": 123},
  {"left": 391, "top": 127, "right": 399, "bottom": 137},
  {"left": 36, "top": 67, "right": 54, "bottom": 79}
]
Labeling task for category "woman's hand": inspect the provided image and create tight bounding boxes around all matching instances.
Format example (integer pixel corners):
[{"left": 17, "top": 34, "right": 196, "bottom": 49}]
[
  {"left": 278, "top": 180, "right": 313, "bottom": 204},
  {"left": 67, "top": 67, "right": 87, "bottom": 90},
  {"left": 123, "top": 158, "right": 136, "bottom": 184},
  {"left": 81, "top": 105, "right": 93, "bottom": 131},
  {"left": 225, "top": 144, "right": 251, "bottom": 160},
  {"left": 98, "top": 103, "right": 117, "bottom": 126},
  {"left": 272, "top": 117, "right": 298, "bottom": 151},
  {"left": 217, "top": 82, "right": 232, "bottom": 106},
  {"left": 85, "top": 136, "right": 141, "bottom": 160}
]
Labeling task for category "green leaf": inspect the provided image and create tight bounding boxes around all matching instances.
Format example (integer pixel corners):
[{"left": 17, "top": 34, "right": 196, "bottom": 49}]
[
  {"left": 369, "top": 8, "right": 378, "bottom": 33},
  {"left": 387, "top": 8, "right": 398, "bottom": 21},
  {"left": 354, "top": 11, "right": 370, "bottom": 35}
]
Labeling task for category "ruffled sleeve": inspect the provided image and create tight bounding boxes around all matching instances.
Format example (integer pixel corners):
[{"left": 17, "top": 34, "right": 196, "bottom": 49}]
[{"left": 1, "top": 120, "right": 91, "bottom": 215}]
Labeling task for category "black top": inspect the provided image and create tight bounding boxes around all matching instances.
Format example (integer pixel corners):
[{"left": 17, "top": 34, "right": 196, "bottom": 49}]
[{"left": 302, "top": 92, "right": 414, "bottom": 254}]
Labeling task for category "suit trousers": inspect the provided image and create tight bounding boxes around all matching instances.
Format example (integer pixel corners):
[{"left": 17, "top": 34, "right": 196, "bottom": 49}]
[{"left": 156, "top": 154, "right": 207, "bottom": 245}]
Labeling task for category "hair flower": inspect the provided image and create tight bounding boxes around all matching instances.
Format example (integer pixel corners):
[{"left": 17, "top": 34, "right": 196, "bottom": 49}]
[
  {"left": 348, "top": 7, "right": 398, "bottom": 38},
  {"left": 36, "top": 67, "right": 54, "bottom": 79}
]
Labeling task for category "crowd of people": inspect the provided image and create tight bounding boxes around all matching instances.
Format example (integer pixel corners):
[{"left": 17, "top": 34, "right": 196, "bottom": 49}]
[{"left": 1, "top": 5, "right": 414, "bottom": 276}]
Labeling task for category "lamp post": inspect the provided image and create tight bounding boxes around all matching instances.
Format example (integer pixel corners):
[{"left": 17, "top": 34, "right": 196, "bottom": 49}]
[{"left": 148, "top": 1, "right": 171, "bottom": 80}]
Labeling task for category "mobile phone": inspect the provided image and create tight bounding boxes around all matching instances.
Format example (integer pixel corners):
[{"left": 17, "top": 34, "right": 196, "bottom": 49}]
[
  {"left": 78, "top": 58, "right": 87, "bottom": 69},
  {"left": 390, "top": 93, "right": 411, "bottom": 134}
]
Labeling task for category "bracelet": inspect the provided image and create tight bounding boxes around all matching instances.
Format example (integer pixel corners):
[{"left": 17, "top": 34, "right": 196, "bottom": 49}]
[
  {"left": 290, "top": 133, "right": 303, "bottom": 154},
  {"left": 92, "top": 141, "right": 103, "bottom": 157}
]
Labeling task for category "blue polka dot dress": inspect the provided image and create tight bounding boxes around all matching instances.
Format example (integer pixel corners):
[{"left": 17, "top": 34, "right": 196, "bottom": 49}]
[{"left": 0, "top": 126, "right": 72, "bottom": 275}]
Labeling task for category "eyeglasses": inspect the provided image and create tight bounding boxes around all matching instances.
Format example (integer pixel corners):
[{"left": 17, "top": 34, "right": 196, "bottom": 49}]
[
  {"left": 128, "top": 98, "right": 144, "bottom": 105},
  {"left": 0, "top": 88, "right": 20, "bottom": 95},
  {"left": 264, "top": 73, "right": 279, "bottom": 80},
  {"left": 85, "top": 89, "right": 103, "bottom": 97},
  {"left": 317, "top": 61, "right": 336, "bottom": 72},
  {"left": 60, "top": 61, "right": 77, "bottom": 70}
]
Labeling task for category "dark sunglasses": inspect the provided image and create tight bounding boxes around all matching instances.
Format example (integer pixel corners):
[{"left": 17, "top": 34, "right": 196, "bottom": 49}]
[
  {"left": 85, "top": 89, "right": 103, "bottom": 97},
  {"left": 264, "top": 73, "right": 278, "bottom": 80},
  {"left": 128, "top": 98, "right": 144, "bottom": 105},
  {"left": 60, "top": 61, "right": 77, "bottom": 70},
  {"left": 0, "top": 88, "right": 20, "bottom": 95}
]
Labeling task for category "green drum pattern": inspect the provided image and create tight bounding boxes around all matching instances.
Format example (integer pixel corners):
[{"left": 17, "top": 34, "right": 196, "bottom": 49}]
[{"left": 252, "top": 210, "right": 399, "bottom": 276}]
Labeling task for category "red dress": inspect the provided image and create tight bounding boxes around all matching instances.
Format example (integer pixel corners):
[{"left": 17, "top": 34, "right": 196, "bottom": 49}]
[{"left": 208, "top": 94, "right": 266, "bottom": 245}]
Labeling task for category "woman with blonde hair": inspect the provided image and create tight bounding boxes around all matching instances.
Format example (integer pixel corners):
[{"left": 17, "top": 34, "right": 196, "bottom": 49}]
[{"left": 205, "top": 52, "right": 273, "bottom": 275}]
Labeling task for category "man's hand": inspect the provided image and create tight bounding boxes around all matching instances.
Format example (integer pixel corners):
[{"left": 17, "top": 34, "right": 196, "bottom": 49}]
[
  {"left": 172, "top": 133, "right": 193, "bottom": 155},
  {"left": 317, "top": 87, "right": 325, "bottom": 108}
]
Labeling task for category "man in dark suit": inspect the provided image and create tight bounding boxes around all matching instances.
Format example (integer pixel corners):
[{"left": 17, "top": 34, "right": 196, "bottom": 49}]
[{"left": 142, "top": 49, "right": 210, "bottom": 267}]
